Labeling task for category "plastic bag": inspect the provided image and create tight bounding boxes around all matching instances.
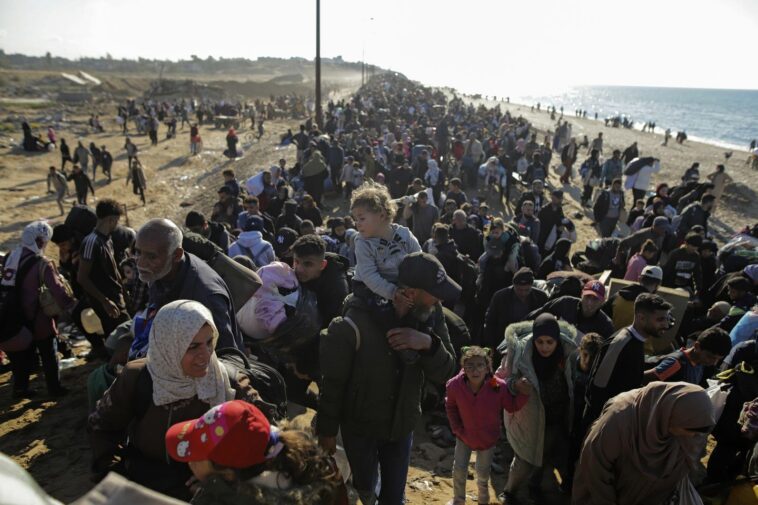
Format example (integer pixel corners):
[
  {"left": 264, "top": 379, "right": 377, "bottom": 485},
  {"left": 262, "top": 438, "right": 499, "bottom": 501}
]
[
  {"left": 705, "top": 379, "right": 731, "bottom": 423},
  {"left": 245, "top": 172, "right": 265, "bottom": 196}
]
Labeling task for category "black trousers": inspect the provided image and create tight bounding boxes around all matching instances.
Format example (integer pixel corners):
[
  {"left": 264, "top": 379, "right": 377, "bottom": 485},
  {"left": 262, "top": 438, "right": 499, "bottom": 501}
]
[
  {"left": 631, "top": 188, "right": 646, "bottom": 208},
  {"left": 7, "top": 335, "right": 61, "bottom": 393}
]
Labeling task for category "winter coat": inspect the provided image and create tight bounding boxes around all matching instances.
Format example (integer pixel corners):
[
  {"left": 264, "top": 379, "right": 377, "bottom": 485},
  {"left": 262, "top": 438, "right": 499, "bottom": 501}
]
[
  {"left": 495, "top": 320, "right": 577, "bottom": 466},
  {"left": 317, "top": 295, "right": 456, "bottom": 441},
  {"left": 299, "top": 252, "right": 350, "bottom": 327},
  {"left": 87, "top": 359, "right": 259, "bottom": 501},
  {"left": 445, "top": 370, "right": 528, "bottom": 451}
]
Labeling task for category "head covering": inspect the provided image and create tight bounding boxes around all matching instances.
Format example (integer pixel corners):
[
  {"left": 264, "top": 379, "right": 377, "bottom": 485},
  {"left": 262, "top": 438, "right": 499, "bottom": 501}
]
[
  {"left": 146, "top": 300, "right": 234, "bottom": 407},
  {"left": 531, "top": 313, "right": 563, "bottom": 380},
  {"left": 632, "top": 383, "right": 714, "bottom": 472},
  {"left": 1, "top": 220, "right": 53, "bottom": 288},
  {"left": 574, "top": 382, "right": 714, "bottom": 505},
  {"left": 21, "top": 220, "right": 53, "bottom": 255},
  {"left": 640, "top": 265, "right": 663, "bottom": 281},
  {"left": 582, "top": 280, "right": 606, "bottom": 300},
  {"left": 397, "top": 252, "right": 462, "bottom": 302},
  {"left": 242, "top": 215, "right": 264, "bottom": 233},
  {"left": 273, "top": 227, "right": 298, "bottom": 257},
  {"left": 166, "top": 400, "right": 281, "bottom": 468}
]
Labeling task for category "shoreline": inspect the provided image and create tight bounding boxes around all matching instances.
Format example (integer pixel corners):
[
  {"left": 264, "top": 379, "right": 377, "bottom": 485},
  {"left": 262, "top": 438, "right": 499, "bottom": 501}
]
[{"left": 450, "top": 89, "right": 754, "bottom": 154}]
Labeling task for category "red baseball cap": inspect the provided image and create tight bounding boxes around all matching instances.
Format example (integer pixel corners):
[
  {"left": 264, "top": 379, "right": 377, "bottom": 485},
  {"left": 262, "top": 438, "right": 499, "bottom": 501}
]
[
  {"left": 165, "top": 400, "right": 275, "bottom": 469},
  {"left": 582, "top": 280, "right": 606, "bottom": 300}
]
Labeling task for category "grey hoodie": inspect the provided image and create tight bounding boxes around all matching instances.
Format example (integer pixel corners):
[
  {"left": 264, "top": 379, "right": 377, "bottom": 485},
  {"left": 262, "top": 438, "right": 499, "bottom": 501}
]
[{"left": 228, "top": 231, "right": 275, "bottom": 267}]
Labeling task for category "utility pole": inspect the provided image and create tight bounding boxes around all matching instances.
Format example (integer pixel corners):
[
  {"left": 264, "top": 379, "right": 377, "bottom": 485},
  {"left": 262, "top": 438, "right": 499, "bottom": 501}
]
[{"left": 315, "top": 0, "right": 323, "bottom": 130}]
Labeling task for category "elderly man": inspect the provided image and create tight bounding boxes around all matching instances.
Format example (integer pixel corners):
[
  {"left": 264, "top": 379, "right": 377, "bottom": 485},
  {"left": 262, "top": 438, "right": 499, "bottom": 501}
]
[
  {"left": 450, "top": 209, "right": 483, "bottom": 260},
  {"left": 133, "top": 219, "right": 243, "bottom": 355},
  {"left": 317, "top": 252, "right": 458, "bottom": 505}
]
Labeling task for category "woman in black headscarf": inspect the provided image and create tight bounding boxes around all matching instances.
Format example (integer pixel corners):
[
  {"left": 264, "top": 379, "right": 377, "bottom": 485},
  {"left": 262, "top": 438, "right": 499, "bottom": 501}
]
[{"left": 496, "top": 313, "right": 578, "bottom": 502}]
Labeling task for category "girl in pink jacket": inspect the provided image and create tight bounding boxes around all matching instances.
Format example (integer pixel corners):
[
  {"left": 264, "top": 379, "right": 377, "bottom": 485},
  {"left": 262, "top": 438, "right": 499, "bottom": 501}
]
[{"left": 445, "top": 346, "right": 529, "bottom": 505}]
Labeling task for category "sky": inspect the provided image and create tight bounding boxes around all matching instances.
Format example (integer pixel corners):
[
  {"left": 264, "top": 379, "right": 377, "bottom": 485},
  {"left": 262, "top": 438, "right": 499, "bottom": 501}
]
[{"left": 1, "top": 0, "right": 757, "bottom": 95}]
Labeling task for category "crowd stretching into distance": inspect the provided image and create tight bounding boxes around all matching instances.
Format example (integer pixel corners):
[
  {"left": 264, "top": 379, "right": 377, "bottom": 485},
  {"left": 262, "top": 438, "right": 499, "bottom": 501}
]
[{"left": 2, "top": 73, "right": 758, "bottom": 505}]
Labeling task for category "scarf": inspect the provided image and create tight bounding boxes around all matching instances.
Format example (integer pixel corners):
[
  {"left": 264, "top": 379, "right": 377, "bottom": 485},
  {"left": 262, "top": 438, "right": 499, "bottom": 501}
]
[
  {"left": 1, "top": 220, "right": 52, "bottom": 287},
  {"left": 531, "top": 335, "right": 565, "bottom": 381},
  {"left": 620, "top": 382, "right": 714, "bottom": 479},
  {"left": 146, "top": 300, "right": 234, "bottom": 407}
]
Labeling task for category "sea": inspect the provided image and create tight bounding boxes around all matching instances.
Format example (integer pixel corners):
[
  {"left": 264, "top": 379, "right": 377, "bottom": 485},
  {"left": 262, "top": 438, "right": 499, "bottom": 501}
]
[{"left": 508, "top": 86, "right": 758, "bottom": 152}]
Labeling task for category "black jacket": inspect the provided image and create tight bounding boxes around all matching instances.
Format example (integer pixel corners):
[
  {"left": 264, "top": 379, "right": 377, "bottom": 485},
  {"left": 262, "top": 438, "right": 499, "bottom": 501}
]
[
  {"left": 450, "top": 225, "right": 483, "bottom": 260},
  {"left": 300, "top": 253, "right": 350, "bottom": 327},
  {"left": 483, "top": 286, "right": 548, "bottom": 350},
  {"left": 593, "top": 189, "right": 625, "bottom": 222},
  {"left": 537, "top": 204, "right": 565, "bottom": 252},
  {"left": 528, "top": 295, "right": 615, "bottom": 339},
  {"left": 207, "top": 221, "right": 231, "bottom": 253}
]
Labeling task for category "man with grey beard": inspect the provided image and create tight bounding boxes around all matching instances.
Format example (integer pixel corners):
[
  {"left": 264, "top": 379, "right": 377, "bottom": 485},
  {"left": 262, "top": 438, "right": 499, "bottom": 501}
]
[
  {"left": 133, "top": 218, "right": 243, "bottom": 352},
  {"left": 317, "top": 252, "right": 458, "bottom": 505}
]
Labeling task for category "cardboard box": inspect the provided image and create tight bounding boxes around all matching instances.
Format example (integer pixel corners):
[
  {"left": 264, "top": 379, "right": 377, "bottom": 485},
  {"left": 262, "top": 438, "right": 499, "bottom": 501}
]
[{"left": 604, "top": 274, "right": 690, "bottom": 355}]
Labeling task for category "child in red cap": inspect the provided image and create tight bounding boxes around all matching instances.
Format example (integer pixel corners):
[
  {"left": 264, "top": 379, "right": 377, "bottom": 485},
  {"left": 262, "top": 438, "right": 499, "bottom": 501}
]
[{"left": 166, "top": 400, "right": 344, "bottom": 504}]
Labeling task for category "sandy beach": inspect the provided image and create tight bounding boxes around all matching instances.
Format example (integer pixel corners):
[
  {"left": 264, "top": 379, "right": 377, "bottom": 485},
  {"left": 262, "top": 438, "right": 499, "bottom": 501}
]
[{"left": 0, "top": 75, "right": 755, "bottom": 504}]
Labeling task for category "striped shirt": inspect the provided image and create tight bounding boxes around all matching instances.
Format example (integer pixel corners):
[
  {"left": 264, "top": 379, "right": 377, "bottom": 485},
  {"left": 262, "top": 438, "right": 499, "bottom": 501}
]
[{"left": 80, "top": 230, "right": 124, "bottom": 303}]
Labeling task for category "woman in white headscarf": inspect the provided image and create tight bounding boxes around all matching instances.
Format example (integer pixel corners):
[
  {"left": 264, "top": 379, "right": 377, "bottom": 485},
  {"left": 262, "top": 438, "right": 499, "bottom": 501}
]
[
  {"left": 88, "top": 300, "right": 261, "bottom": 501},
  {"left": 1, "top": 220, "right": 76, "bottom": 398}
]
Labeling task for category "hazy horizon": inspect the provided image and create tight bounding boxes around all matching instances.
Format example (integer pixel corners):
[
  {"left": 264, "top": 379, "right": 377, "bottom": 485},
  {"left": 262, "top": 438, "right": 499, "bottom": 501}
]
[{"left": 1, "top": 0, "right": 757, "bottom": 95}]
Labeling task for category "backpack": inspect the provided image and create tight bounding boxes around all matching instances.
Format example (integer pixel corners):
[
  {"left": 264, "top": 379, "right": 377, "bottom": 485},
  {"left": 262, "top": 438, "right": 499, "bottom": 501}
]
[
  {"left": 0, "top": 255, "right": 39, "bottom": 342},
  {"left": 239, "top": 242, "right": 270, "bottom": 269},
  {"left": 456, "top": 253, "right": 478, "bottom": 300},
  {"left": 134, "top": 347, "right": 287, "bottom": 423}
]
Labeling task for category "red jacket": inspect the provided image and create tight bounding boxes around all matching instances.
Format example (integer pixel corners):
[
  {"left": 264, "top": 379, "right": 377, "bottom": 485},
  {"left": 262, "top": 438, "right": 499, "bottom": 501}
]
[{"left": 445, "top": 369, "right": 528, "bottom": 450}]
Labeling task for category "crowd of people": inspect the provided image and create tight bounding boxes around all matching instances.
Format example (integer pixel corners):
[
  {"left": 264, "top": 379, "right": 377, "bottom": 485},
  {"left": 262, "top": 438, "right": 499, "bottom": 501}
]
[{"left": 2, "top": 72, "right": 758, "bottom": 505}]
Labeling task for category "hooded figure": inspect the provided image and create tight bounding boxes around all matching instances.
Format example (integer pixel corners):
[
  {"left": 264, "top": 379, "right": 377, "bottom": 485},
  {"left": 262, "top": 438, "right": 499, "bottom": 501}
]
[
  {"left": 573, "top": 382, "right": 714, "bottom": 505},
  {"left": 496, "top": 314, "right": 577, "bottom": 496},
  {"left": 228, "top": 216, "right": 275, "bottom": 268},
  {"left": 537, "top": 238, "right": 572, "bottom": 279},
  {"left": 1, "top": 220, "right": 53, "bottom": 283}
]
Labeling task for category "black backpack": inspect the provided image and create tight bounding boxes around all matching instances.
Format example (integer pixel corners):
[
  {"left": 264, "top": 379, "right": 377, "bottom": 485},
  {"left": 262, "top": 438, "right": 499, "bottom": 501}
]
[
  {"left": 456, "top": 253, "right": 478, "bottom": 299},
  {"left": 0, "top": 255, "right": 39, "bottom": 342},
  {"left": 134, "top": 347, "right": 287, "bottom": 422}
]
